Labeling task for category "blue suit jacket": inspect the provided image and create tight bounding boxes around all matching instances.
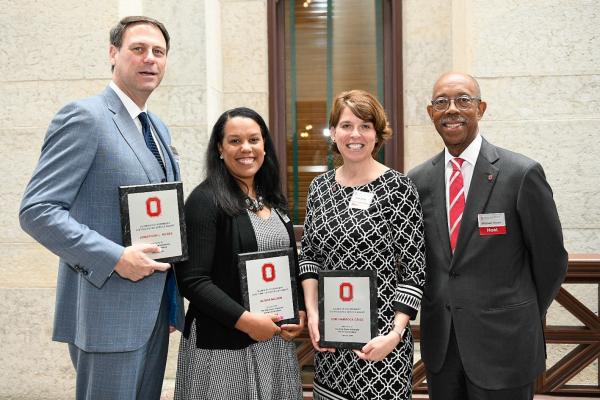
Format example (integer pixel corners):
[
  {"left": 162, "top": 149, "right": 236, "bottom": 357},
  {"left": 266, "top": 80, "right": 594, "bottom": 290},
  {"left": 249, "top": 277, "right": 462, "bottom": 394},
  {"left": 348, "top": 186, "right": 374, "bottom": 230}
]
[{"left": 20, "top": 86, "right": 185, "bottom": 352}]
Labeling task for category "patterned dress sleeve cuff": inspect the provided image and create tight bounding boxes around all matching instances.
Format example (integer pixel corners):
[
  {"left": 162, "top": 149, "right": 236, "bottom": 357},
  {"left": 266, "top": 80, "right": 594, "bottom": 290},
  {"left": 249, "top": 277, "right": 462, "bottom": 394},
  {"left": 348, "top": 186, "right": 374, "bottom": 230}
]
[
  {"left": 393, "top": 302, "right": 418, "bottom": 320},
  {"left": 299, "top": 260, "right": 320, "bottom": 281},
  {"left": 393, "top": 284, "right": 423, "bottom": 320}
]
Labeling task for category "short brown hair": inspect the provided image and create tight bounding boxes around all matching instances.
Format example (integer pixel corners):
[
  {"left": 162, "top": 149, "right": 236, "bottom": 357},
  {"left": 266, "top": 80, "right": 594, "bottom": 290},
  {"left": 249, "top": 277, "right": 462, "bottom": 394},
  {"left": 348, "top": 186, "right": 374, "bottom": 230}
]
[
  {"left": 329, "top": 90, "right": 392, "bottom": 156},
  {"left": 110, "top": 16, "right": 170, "bottom": 52}
]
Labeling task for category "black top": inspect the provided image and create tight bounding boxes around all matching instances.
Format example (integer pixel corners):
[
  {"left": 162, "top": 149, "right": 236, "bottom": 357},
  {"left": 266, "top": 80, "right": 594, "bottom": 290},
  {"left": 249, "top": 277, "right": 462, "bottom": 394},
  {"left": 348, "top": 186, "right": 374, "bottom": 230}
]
[{"left": 175, "top": 181, "right": 304, "bottom": 350}]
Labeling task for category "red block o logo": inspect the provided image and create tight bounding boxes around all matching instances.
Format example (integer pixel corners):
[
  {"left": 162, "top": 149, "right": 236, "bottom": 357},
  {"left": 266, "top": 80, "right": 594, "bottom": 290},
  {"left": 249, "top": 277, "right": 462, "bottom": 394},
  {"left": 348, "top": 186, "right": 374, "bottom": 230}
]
[
  {"left": 262, "top": 263, "right": 276, "bottom": 282},
  {"left": 339, "top": 282, "right": 353, "bottom": 301},
  {"left": 146, "top": 197, "right": 162, "bottom": 217}
]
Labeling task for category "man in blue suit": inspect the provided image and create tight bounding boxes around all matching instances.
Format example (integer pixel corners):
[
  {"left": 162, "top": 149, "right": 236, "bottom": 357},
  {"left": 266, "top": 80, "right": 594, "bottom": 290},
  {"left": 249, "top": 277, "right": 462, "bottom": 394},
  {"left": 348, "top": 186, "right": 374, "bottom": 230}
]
[{"left": 20, "top": 16, "right": 184, "bottom": 399}]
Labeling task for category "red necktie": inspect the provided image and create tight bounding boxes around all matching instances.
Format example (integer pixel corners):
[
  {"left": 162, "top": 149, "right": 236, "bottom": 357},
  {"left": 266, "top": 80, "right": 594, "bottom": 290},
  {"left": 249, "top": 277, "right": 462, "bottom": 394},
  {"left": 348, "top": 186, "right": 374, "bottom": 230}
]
[{"left": 449, "top": 158, "right": 465, "bottom": 252}]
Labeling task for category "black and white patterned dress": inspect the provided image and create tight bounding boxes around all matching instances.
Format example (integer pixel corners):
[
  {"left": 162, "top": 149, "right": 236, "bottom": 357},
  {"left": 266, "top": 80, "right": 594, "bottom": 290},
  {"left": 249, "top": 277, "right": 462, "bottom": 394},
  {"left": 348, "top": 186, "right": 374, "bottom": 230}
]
[
  {"left": 175, "top": 210, "right": 303, "bottom": 400},
  {"left": 299, "top": 169, "right": 426, "bottom": 400}
]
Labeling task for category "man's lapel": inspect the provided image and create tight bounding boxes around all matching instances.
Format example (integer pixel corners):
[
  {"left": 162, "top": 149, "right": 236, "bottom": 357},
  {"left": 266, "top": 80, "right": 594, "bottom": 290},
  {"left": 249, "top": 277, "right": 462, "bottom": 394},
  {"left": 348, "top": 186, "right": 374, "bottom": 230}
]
[
  {"left": 104, "top": 87, "right": 164, "bottom": 182},
  {"left": 430, "top": 152, "right": 453, "bottom": 265},
  {"left": 451, "top": 139, "right": 500, "bottom": 262}
]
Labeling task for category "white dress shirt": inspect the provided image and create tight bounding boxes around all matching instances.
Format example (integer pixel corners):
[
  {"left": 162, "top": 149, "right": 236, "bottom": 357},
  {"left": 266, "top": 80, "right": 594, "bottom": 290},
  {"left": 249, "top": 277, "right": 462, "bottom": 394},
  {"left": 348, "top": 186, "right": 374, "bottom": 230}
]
[
  {"left": 109, "top": 81, "right": 164, "bottom": 161},
  {"left": 444, "top": 133, "right": 482, "bottom": 233}
]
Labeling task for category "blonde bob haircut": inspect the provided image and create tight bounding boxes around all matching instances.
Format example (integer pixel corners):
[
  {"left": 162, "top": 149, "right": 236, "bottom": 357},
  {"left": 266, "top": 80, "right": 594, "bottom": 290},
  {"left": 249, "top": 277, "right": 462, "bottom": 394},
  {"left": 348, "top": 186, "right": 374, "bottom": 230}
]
[{"left": 329, "top": 89, "right": 392, "bottom": 156}]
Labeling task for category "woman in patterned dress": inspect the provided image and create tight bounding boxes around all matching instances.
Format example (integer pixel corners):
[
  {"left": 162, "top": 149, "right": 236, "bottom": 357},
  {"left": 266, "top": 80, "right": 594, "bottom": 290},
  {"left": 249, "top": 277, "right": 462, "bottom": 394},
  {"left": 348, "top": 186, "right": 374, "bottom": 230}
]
[
  {"left": 299, "top": 90, "right": 426, "bottom": 400},
  {"left": 174, "top": 107, "right": 305, "bottom": 400}
]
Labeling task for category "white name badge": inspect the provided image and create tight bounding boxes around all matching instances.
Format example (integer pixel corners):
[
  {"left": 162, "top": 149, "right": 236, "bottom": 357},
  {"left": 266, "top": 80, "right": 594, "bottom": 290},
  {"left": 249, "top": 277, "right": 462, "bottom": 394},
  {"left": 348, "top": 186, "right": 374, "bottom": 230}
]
[
  {"left": 349, "top": 190, "right": 374, "bottom": 210},
  {"left": 477, "top": 212, "right": 507, "bottom": 235}
]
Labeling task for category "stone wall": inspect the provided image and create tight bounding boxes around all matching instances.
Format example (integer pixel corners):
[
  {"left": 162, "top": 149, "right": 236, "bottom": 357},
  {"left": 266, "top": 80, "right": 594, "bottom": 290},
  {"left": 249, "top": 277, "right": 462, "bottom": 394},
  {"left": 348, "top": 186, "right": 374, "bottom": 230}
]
[
  {"left": 404, "top": 0, "right": 600, "bottom": 252},
  {"left": 0, "top": 0, "right": 267, "bottom": 398}
]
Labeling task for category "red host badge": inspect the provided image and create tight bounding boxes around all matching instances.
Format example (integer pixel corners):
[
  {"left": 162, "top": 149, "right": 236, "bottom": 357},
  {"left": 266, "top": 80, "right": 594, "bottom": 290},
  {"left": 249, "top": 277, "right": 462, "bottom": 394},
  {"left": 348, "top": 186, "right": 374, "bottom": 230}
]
[
  {"left": 262, "top": 263, "right": 276, "bottom": 282},
  {"left": 145, "top": 196, "right": 162, "bottom": 217},
  {"left": 477, "top": 212, "right": 507, "bottom": 235},
  {"left": 339, "top": 282, "right": 353, "bottom": 302}
]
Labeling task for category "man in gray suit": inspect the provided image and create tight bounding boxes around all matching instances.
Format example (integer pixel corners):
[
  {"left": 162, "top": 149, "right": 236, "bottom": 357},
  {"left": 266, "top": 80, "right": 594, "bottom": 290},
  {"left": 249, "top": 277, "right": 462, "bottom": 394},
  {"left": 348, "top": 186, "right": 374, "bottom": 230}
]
[
  {"left": 408, "top": 72, "right": 567, "bottom": 400},
  {"left": 20, "top": 16, "right": 183, "bottom": 399}
]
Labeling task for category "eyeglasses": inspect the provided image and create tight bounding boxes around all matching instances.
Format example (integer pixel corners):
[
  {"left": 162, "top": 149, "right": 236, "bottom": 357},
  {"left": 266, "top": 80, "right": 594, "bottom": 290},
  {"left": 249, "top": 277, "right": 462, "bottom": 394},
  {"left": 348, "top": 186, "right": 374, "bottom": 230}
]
[{"left": 431, "top": 95, "right": 481, "bottom": 112}]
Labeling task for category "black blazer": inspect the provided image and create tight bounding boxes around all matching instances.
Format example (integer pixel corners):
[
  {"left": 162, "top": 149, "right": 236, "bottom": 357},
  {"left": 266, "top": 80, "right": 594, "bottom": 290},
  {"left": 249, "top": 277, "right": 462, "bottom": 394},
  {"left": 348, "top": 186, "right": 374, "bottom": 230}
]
[
  {"left": 408, "top": 139, "right": 568, "bottom": 390},
  {"left": 175, "top": 181, "right": 303, "bottom": 350}
]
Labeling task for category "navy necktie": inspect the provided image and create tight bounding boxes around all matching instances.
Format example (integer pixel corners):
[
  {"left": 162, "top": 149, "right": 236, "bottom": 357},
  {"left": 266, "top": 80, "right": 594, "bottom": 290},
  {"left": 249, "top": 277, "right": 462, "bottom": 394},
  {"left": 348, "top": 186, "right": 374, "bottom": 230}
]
[
  {"left": 138, "top": 112, "right": 166, "bottom": 175},
  {"left": 138, "top": 112, "right": 180, "bottom": 328}
]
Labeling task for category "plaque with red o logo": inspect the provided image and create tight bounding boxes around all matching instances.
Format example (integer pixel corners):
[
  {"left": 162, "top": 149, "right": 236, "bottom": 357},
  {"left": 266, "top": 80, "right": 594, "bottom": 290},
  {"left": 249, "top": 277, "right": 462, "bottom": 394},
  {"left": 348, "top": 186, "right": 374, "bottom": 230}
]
[
  {"left": 262, "top": 263, "right": 276, "bottom": 282},
  {"left": 119, "top": 182, "right": 188, "bottom": 263},
  {"left": 318, "top": 270, "right": 378, "bottom": 349},
  {"left": 145, "top": 197, "right": 162, "bottom": 217},
  {"left": 238, "top": 247, "right": 299, "bottom": 326},
  {"left": 339, "top": 282, "right": 353, "bottom": 301}
]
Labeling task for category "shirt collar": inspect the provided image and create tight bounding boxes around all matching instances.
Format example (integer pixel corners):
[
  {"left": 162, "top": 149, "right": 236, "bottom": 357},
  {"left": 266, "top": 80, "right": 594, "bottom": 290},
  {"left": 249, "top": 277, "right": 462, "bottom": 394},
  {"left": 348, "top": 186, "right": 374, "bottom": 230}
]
[
  {"left": 444, "top": 133, "right": 482, "bottom": 168},
  {"left": 109, "top": 81, "right": 147, "bottom": 120}
]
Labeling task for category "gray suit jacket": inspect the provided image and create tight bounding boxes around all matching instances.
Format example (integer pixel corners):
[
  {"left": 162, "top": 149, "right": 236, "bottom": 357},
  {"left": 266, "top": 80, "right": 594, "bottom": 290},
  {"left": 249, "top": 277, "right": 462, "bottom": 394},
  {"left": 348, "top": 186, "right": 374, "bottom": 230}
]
[
  {"left": 20, "top": 86, "right": 184, "bottom": 352},
  {"left": 408, "top": 138, "right": 567, "bottom": 389}
]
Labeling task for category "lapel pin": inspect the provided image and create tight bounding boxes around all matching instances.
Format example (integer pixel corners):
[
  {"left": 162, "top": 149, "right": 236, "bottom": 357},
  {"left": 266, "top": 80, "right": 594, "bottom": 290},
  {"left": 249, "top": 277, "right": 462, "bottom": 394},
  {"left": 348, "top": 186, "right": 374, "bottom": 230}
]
[{"left": 487, "top": 174, "right": 493, "bottom": 182}]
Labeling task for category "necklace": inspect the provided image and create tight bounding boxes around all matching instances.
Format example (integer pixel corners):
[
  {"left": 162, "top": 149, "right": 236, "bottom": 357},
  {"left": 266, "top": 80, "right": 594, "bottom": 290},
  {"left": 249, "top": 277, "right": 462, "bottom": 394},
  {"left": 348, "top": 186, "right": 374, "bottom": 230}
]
[{"left": 244, "top": 195, "right": 265, "bottom": 212}]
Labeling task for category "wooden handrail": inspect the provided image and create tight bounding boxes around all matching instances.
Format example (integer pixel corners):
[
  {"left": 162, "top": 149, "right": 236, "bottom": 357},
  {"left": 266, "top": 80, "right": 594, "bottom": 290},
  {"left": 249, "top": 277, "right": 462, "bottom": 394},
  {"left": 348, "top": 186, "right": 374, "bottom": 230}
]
[{"left": 563, "top": 254, "right": 600, "bottom": 283}]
